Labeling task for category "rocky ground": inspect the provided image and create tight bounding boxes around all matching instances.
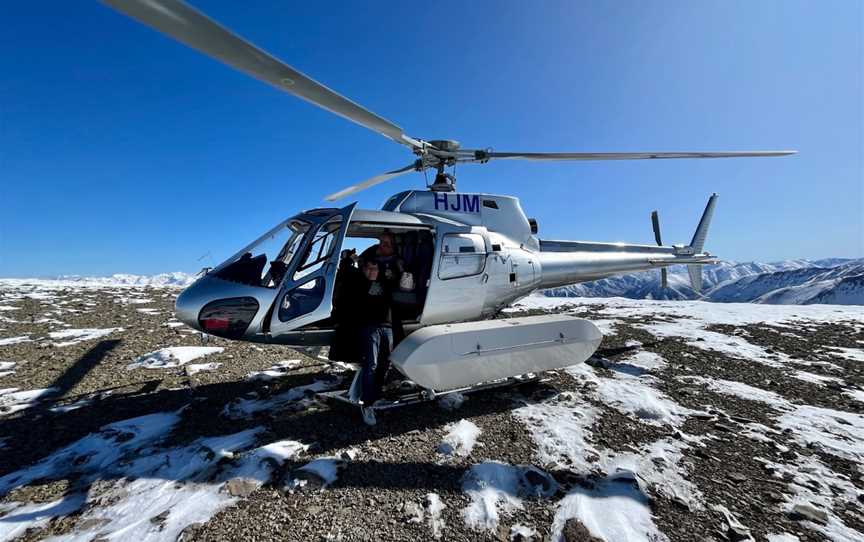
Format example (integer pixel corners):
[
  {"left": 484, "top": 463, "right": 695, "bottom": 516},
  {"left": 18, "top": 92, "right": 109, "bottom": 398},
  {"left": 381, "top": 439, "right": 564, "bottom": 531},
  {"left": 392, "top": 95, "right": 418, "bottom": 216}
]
[{"left": 0, "top": 281, "right": 862, "bottom": 542}]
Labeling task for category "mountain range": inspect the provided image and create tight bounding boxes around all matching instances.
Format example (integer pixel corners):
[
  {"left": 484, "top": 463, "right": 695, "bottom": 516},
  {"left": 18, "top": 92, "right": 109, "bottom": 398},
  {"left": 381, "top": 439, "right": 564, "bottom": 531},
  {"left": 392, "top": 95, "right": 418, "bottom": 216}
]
[
  {"left": 9, "top": 258, "right": 861, "bottom": 306},
  {"left": 544, "top": 258, "right": 864, "bottom": 305}
]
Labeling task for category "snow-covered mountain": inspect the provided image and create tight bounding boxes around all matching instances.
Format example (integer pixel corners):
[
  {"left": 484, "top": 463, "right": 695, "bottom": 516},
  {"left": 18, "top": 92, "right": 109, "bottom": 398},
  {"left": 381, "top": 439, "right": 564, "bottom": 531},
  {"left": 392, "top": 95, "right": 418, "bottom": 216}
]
[
  {"left": 544, "top": 259, "right": 864, "bottom": 305},
  {"left": 3, "top": 258, "right": 861, "bottom": 305},
  {"left": 1, "top": 272, "right": 198, "bottom": 289}
]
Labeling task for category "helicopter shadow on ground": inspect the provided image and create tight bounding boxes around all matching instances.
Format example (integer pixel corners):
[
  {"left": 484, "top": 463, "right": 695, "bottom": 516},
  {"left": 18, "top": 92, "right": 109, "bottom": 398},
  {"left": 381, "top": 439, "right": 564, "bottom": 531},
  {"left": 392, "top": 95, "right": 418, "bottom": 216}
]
[
  {"left": 0, "top": 340, "right": 557, "bottom": 494},
  {"left": 0, "top": 341, "right": 655, "bottom": 530}
]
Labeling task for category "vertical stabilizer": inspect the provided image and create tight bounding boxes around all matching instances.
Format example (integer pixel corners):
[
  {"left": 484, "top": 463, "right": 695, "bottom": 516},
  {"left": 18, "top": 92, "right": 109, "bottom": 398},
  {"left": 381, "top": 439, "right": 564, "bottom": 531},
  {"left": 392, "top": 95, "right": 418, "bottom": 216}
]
[
  {"left": 687, "top": 193, "right": 718, "bottom": 292},
  {"left": 689, "top": 193, "right": 718, "bottom": 254}
]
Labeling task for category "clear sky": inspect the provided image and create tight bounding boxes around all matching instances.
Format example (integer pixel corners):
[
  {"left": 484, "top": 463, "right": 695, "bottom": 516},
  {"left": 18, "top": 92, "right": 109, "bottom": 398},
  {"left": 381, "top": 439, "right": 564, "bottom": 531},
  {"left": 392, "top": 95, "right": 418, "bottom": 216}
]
[{"left": 1, "top": 1, "right": 861, "bottom": 277}]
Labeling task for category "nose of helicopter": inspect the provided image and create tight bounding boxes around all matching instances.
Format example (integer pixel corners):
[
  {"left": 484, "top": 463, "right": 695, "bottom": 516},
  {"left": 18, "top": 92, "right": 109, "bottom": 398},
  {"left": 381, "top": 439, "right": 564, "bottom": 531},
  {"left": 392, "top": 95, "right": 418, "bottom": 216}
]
[
  {"left": 174, "top": 275, "right": 265, "bottom": 340},
  {"left": 174, "top": 279, "right": 208, "bottom": 332}
]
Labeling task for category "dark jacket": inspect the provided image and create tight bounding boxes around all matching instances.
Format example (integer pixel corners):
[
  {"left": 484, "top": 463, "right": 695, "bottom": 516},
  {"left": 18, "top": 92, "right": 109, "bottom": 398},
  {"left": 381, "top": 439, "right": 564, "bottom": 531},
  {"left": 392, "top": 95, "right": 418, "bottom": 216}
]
[
  {"left": 329, "top": 264, "right": 394, "bottom": 361},
  {"left": 360, "top": 245, "right": 403, "bottom": 291}
]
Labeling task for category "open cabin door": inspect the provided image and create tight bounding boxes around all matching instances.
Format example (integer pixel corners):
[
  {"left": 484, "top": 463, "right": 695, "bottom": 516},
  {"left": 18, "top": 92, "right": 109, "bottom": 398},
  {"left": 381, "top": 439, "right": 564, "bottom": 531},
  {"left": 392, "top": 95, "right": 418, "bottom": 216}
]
[{"left": 268, "top": 203, "right": 356, "bottom": 336}]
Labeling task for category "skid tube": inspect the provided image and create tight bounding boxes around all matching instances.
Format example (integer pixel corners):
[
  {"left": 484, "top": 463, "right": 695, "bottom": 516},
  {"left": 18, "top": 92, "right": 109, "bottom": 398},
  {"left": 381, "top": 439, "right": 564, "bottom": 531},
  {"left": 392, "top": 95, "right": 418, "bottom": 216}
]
[{"left": 317, "top": 373, "right": 541, "bottom": 411}]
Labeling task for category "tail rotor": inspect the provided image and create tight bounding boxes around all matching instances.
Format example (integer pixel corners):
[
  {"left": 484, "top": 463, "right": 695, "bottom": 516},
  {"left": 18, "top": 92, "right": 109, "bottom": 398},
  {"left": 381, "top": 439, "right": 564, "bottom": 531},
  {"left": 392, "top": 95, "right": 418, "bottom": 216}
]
[{"left": 650, "top": 210, "right": 669, "bottom": 288}]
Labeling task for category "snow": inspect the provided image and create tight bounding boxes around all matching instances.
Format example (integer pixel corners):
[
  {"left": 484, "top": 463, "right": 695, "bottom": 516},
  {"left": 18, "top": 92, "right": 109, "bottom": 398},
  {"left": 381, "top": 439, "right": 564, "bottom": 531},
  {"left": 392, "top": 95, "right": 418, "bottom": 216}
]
[
  {"left": 128, "top": 346, "right": 224, "bottom": 369},
  {"left": 48, "top": 327, "right": 122, "bottom": 347},
  {"left": 845, "top": 388, "right": 864, "bottom": 403},
  {"left": 186, "top": 362, "right": 222, "bottom": 375},
  {"left": 0, "top": 336, "right": 31, "bottom": 346},
  {"left": 513, "top": 392, "right": 599, "bottom": 471},
  {"left": 515, "top": 295, "right": 864, "bottom": 373},
  {"left": 0, "top": 493, "right": 88, "bottom": 540},
  {"left": 461, "top": 462, "right": 557, "bottom": 531},
  {"left": 510, "top": 524, "right": 537, "bottom": 541},
  {"left": 776, "top": 405, "right": 864, "bottom": 464},
  {"left": 0, "top": 387, "right": 58, "bottom": 415},
  {"left": 678, "top": 376, "right": 787, "bottom": 405},
  {"left": 426, "top": 493, "right": 446, "bottom": 539},
  {"left": 0, "top": 361, "right": 16, "bottom": 378},
  {"left": 289, "top": 457, "right": 343, "bottom": 488},
  {"left": 792, "top": 370, "right": 843, "bottom": 385},
  {"left": 827, "top": 346, "right": 864, "bottom": 362},
  {"left": 0, "top": 305, "right": 19, "bottom": 311},
  {"left": 550, "top": 471, "right": 668, "bottom": 542},
  {"left": 0, "top": 272, "right": 196, "bottom": 289},
  {"left": 0, "top": 404, "right": 312, "bottom": 542},
  {"left": 588, "top": 371, "right": 694, "bottom": 427},
  {"left": 438, "top": 419, "right": 481, "bottom": 457},
  {"left": 221, "top": 379, "right": 338, "bottom": 418},
  {"left": 246, "top": 360, "right": 302, "bottom": 380},
  {"left": 540, "top": 259, "right": 864, "bottom": 305},
  {"left": 761, "top": 453, "right": 862, "bottom": 542},
  {"left": 618, "top": 350, "right": 667, "bottom": 372},
  {"left": 766, "top": 535, "right": 800, "bottom": 542}
]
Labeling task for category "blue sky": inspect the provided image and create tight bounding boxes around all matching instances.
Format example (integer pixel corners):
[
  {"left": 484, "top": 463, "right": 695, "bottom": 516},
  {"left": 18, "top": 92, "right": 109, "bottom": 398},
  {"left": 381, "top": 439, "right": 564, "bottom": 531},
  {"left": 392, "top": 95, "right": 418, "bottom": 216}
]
[{"left": 1, "top": 0, "right": 861, "bottom": 277}]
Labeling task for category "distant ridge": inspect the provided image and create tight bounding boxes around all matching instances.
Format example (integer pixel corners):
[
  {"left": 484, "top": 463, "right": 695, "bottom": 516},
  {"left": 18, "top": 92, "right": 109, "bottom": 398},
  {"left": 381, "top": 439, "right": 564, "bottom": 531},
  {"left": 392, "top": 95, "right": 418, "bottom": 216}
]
[
  {"left": 2, "top": 258, "right": 861, "bottom": 305},
  {"left": 544, "top": 258, "right": 864, "bottom": 305}
]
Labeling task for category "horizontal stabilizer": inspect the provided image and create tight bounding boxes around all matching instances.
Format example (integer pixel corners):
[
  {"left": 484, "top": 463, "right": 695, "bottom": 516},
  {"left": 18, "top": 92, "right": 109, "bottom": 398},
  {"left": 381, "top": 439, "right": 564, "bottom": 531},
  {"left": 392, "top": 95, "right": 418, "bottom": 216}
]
[{"left": 688, "top": 264, "right": 703, "bottom": 293}]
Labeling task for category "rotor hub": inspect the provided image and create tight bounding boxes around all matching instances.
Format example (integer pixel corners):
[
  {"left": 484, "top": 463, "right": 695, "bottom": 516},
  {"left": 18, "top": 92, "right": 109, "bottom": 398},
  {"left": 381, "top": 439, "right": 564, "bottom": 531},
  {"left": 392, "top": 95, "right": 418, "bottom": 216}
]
[{"left": 428, "top": 140, "right": 461, "bottom": 153}]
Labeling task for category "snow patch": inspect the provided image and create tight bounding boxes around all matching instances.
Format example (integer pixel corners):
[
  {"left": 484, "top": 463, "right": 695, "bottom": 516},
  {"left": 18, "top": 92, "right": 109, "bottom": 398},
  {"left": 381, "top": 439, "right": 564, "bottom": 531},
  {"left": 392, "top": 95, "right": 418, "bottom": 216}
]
[
  {"left": 0, "top": 387, "right": 58, "bottom": 416},
  {"left": 461, "top": 462, "right": 556, "bottom": 531},
  {"left": 0, "top": 336, "right": 31, "bottom": 346},
  {"left": 186, "top": 362, "right": 222, "bottom": 375},
  {"left": 426, "top": 493, "right": 446, "bottom": 539},
  {"left": 49, "top": 327, "right": 122, "bottom": 347},
  {"left": 550, "top": 471, "right": 668, "bottom": 542},
  {"left": 826, "top": 346, "right": 864, "bottom": 362},
  {"left": 221, "top": 379, "right": 338, "bottom": 419},
  {"left": 246, "top": 360, "right": 302, "bottom": 381},
  {"left": 128, "top": 346, "right": 224, "bottom": 369},
  {"left": 0, "top": 361, "right": 16, "bottom": 378},
  {"left": 438, "top": 419, "right": 481, "bottom": 457},
  {"left": 513, "top": 392, "right": 599, "bottom": 472}
]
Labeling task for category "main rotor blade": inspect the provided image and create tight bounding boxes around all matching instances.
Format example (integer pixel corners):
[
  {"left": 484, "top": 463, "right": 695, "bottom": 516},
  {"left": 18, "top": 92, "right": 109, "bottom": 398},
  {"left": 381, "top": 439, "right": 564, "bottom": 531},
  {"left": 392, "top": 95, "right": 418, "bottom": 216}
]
[
  {"left": 473, "top": 150, "right": 797, "bottom": 161},
  {"left": 103, "top": 0, "right": 416, "bottom": 147},
  {"left": 325, "top": 162, "right": 419, "bottom": 202}
]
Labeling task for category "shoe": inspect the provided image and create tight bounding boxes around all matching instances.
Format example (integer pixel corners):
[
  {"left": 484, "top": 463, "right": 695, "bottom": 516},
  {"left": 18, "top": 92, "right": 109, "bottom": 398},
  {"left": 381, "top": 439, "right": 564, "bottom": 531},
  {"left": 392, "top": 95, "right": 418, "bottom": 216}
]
[{"left": 361, "top": 406, "right": 377, "bottom": 426}]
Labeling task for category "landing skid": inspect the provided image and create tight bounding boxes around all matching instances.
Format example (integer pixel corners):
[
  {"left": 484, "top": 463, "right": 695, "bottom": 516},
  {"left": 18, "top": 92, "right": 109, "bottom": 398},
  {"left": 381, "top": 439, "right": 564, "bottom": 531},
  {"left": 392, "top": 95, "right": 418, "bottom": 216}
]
[{"left": 317, "top": 373, "right": 540, "bottom": 411}]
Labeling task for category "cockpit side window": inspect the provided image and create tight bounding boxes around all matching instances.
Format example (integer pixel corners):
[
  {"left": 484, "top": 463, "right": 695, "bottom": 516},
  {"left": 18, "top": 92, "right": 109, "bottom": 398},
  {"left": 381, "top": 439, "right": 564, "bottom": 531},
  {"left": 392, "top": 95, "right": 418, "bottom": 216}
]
[
  {"left": 214, "top": 218, "right": 310, "bottom": 288},
  {"left": 293, "top": 216, "right": 343, "bottom": 280}
]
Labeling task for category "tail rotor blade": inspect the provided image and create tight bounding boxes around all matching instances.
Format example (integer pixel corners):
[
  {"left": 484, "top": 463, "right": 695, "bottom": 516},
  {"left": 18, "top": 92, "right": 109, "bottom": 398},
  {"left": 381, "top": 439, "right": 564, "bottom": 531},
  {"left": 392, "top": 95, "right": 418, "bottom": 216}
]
[
  {"left": 650, "top": 210, "right": 663, "bottom": 246},
  {"left": 651, "top": 210, "right": 669, "bottom": 288}
]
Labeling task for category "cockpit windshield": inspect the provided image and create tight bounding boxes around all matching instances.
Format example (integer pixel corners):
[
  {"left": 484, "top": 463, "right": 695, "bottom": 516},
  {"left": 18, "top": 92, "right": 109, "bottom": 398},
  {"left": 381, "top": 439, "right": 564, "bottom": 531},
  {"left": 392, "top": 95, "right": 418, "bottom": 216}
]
[{"left": 213, "top": 218, "right": 311, "bottom": 288}]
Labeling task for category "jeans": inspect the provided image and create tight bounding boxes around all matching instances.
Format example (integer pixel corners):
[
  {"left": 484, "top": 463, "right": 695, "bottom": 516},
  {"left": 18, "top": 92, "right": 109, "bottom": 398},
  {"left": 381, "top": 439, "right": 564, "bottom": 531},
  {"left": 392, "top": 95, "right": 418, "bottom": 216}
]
[{"left": 358, "top": 325, "right": 393, "bottom": 404}]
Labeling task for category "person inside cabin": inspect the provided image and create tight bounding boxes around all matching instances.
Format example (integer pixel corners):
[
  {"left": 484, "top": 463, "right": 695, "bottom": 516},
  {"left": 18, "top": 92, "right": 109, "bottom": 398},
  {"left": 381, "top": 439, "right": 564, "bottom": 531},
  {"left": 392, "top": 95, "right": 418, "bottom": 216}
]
[
  {"left": 334, "top": 258, "right": 394, "bottom": 426},
  {"left": 360, "top": 231, "right": 414, "bottom": 342},
  {"left": 360, "top": 232, "right": 404, "bottom": 290}
]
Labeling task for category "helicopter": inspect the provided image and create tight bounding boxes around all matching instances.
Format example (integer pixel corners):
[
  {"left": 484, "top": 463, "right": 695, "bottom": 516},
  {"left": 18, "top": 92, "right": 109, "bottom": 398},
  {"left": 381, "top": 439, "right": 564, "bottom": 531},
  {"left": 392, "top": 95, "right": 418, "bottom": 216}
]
[{"left": 104, "top": 0, "right": 795, "bottom": 402}]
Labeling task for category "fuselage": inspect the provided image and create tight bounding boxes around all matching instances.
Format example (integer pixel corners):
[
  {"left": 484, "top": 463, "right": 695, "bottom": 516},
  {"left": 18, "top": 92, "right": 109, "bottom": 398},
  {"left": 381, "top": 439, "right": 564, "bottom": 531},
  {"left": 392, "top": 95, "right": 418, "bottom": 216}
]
[{"left": 174, "top": 189, "right": 715, "bottom": 345}]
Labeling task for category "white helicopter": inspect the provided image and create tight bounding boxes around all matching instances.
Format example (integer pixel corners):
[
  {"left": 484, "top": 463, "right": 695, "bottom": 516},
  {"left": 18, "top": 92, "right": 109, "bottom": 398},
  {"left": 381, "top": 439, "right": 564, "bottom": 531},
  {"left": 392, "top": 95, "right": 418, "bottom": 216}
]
[{"left": 104, "top": 0, "right": 795, "bottom": 404}]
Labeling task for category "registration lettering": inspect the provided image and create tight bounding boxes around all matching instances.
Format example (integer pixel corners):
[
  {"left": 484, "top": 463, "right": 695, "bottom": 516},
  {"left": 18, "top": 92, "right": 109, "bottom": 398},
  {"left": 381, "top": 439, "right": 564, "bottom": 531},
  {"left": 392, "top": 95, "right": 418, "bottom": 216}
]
[{"left": 433, "top": 193, "right": 480, "bottom": 213}]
